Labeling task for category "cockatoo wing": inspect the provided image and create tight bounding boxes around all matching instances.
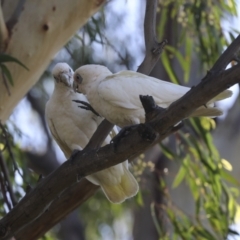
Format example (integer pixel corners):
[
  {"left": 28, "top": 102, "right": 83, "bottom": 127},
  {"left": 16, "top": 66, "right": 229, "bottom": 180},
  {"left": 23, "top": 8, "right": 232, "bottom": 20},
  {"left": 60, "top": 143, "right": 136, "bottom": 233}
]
[
  {"left": 47, "top": 117, "right": 72, "bottom": 157},
  {"left": 98, "top": 71, "right": 190, "bottom": 110}
]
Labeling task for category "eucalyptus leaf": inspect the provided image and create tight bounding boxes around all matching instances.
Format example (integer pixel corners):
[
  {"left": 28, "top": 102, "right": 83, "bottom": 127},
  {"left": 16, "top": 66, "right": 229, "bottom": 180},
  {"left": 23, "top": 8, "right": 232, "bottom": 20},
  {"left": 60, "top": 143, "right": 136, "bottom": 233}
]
[{"left": 0, "top": 54, "right": 28, "bottom": 70}]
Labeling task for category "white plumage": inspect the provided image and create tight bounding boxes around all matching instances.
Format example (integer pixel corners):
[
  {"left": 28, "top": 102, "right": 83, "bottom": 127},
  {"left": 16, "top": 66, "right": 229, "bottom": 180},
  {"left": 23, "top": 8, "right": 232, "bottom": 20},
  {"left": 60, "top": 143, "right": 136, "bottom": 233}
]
[
  {"left": 73, "top": 64, "right": 232, "bottom": 127},
  {"left": 45, "top": 63, "right": 139, "bottom": 203}
]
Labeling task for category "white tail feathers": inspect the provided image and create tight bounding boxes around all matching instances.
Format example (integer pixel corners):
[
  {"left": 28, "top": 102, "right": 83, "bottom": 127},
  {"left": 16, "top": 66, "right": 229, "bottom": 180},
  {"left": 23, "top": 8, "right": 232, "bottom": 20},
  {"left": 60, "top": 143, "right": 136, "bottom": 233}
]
[
  {"left": 211, "top": 89, "right": 233, "bottom": 102},
  {"left": 190, "top": 89, "right": 232, "bottom": 118},
  {"left": 191, "top": 107, "right": 223, "bottom": 117},
  {"left": 99, "top": 165, "right": 139, "bottom": 204}
]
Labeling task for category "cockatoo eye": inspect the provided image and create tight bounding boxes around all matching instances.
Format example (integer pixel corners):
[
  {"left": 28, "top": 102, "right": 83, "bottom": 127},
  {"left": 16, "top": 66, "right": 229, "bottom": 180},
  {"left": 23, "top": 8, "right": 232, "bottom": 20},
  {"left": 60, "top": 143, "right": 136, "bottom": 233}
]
[
  {"left": 76, "top": 74, "right": 83, "bottom": 84},
  {"left": 69, "top": 68, "right": 71, "bottom": 73}
]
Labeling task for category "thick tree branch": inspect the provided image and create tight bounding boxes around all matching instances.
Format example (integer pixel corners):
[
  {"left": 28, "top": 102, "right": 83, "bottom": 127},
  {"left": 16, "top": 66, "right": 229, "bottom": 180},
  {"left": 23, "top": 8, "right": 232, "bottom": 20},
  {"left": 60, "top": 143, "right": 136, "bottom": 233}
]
[
  {"left": 2, "top": 3, "right": 240, "bottom": 240},
  {"left": 13, "top": 179, "right": 98, "bottom": 240}
]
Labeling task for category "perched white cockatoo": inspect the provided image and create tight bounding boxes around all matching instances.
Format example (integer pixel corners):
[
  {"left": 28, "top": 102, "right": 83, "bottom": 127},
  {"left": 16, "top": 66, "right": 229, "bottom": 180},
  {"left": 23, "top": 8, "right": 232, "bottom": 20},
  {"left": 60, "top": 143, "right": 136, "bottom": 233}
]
[
  {"left": 45, "top": 63, "right": 139, "bottom": 203},
  {"left": 73, "top": 65, "right": 232, "bottom": 127}
]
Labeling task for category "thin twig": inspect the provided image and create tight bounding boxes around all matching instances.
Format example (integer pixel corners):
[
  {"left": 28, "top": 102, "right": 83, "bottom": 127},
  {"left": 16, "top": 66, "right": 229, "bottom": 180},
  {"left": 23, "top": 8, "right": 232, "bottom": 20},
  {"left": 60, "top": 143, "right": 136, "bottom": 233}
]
[
  {"left": 101, "top": 35, "right": 131, "bottom": 69},
  {"left": 0, "top": 124, "right": 23, "bottom": 178},
  {"left": 1, "top": 72, "right": 10, "bottom": 96},
  {"left": 0, "top": 152, "right": 17, "bottom": 206},
  {"left": 0, "top": 171, "right": 11, "bottom": 211},
  {"left": 65, "top": 46, "right": 78, "bottom": 63}
]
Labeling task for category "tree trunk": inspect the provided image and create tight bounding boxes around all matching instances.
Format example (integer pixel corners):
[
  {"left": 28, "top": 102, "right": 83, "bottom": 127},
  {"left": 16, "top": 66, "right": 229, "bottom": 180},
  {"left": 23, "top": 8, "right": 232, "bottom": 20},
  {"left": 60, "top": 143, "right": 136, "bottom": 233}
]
[{"left": 0, "top": 0, "right": 105, "bottom": 122}]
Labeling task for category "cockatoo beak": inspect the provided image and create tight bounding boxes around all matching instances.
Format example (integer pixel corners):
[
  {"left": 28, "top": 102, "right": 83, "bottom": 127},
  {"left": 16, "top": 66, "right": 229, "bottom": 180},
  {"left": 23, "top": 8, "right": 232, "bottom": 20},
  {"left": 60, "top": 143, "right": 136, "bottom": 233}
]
[
  {"left": 73, "top": 81, "right": 81, "bottom": 93},
  {"left": 59, "top": 72, "right": 71, "bottom": 87}
]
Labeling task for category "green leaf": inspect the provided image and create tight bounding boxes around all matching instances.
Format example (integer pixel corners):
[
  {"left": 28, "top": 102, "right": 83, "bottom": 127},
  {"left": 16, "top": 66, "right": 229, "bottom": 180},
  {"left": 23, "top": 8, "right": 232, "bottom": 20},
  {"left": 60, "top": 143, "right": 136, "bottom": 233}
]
[
  {"left": 0, "top": 54, "right": 29, "bottom": 70},
  {"left": 150, "top": 203, "right": 162, "bottom": 236},
  {"left": 172, "top": 164, "right": 187, "bottom": 188},
  {"left": 184, "top": 37, "right": 193, "bottom": 82},
  {"left": 221, "top": 170, "right": 240, "bottom": 186},
  {"left": 160, "top": 143, "right": 176, "bottom": 160},
  {"left": 0, "top": 64, "right": 14, "bottom": 86},
  {"left": 136, "top": 190, "right": 144, "bottom": 207},
  {"left": 161, "top": 51, "right": 180, "bottom": 84}
]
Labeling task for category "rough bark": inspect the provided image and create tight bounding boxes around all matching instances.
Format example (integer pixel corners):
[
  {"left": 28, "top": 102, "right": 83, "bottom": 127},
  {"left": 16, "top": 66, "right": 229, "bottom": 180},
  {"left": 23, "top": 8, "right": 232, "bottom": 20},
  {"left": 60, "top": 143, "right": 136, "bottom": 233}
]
[
  {"left": 14, "top": 179, "right": 98, "bottom": 240},
  {"left": 0, "top": 0, "right": 105, "bottom": 122}
]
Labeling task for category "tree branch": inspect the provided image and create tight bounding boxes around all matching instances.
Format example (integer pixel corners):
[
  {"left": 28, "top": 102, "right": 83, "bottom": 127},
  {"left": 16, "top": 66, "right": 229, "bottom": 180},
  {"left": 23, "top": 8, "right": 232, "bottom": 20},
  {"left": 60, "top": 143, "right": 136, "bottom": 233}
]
[
  {"left": 208, "top": 34, "right": 240, "bottom": 73},
  {"left": 13, "top": 179, "right": 98, "bottom": 240},
  {"left": 137, "top": 0, "right": 167, "bottom": 74}
]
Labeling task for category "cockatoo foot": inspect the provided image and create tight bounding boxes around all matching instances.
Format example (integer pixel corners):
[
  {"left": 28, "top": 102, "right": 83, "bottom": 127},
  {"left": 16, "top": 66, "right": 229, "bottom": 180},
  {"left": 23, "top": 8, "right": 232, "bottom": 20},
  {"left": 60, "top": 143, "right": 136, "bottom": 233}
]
[
  {"left": 138, "top": 124, "right": 157, "bottom": 142},
  {"left": 72, "top": 100, "right": 100, "bottom": 117},
  {"left": 111, "top": 125, "right": 137, "bottom": 149}
]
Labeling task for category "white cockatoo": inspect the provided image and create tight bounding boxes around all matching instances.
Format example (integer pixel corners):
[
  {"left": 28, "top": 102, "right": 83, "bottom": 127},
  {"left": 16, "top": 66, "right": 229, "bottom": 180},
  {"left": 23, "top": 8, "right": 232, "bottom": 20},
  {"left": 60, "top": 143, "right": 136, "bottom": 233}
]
[
  {"left": 73, "top": 64, "right": 232, "bottom": 127},
  {"left": 45, "top": 63, "right": 139, "bottom": 203}
]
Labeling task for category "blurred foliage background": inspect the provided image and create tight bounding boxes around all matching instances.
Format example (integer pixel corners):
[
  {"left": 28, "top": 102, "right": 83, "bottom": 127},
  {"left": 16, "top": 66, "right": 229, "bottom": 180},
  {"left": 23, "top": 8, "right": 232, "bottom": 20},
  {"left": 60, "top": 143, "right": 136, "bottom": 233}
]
[{"left": 1, "top": 0, "right": 240, "bottom": 239}]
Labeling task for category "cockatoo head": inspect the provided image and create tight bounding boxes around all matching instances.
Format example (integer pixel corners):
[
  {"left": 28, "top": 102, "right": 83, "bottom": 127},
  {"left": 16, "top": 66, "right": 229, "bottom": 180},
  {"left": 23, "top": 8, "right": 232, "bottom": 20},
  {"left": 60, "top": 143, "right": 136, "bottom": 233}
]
[
  {"left": 73, "top": 65, "right": 112, "bottom": 94},
  {"left": 52, "top": 63, "right": 74, "bottom": 87}
]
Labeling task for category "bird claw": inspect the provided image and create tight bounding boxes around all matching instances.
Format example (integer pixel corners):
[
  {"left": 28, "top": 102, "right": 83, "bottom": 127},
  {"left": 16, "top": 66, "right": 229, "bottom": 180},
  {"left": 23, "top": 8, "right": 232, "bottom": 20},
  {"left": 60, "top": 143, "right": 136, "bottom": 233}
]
[
  {"left": 72, "top": 100, "right": 100, "bottom": 117},
  {"left": 111, "top": 125, "right": 136, "bottom": 149},
  {"left": 138, "top": 124, "right": 157, "bottom": 142}
]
